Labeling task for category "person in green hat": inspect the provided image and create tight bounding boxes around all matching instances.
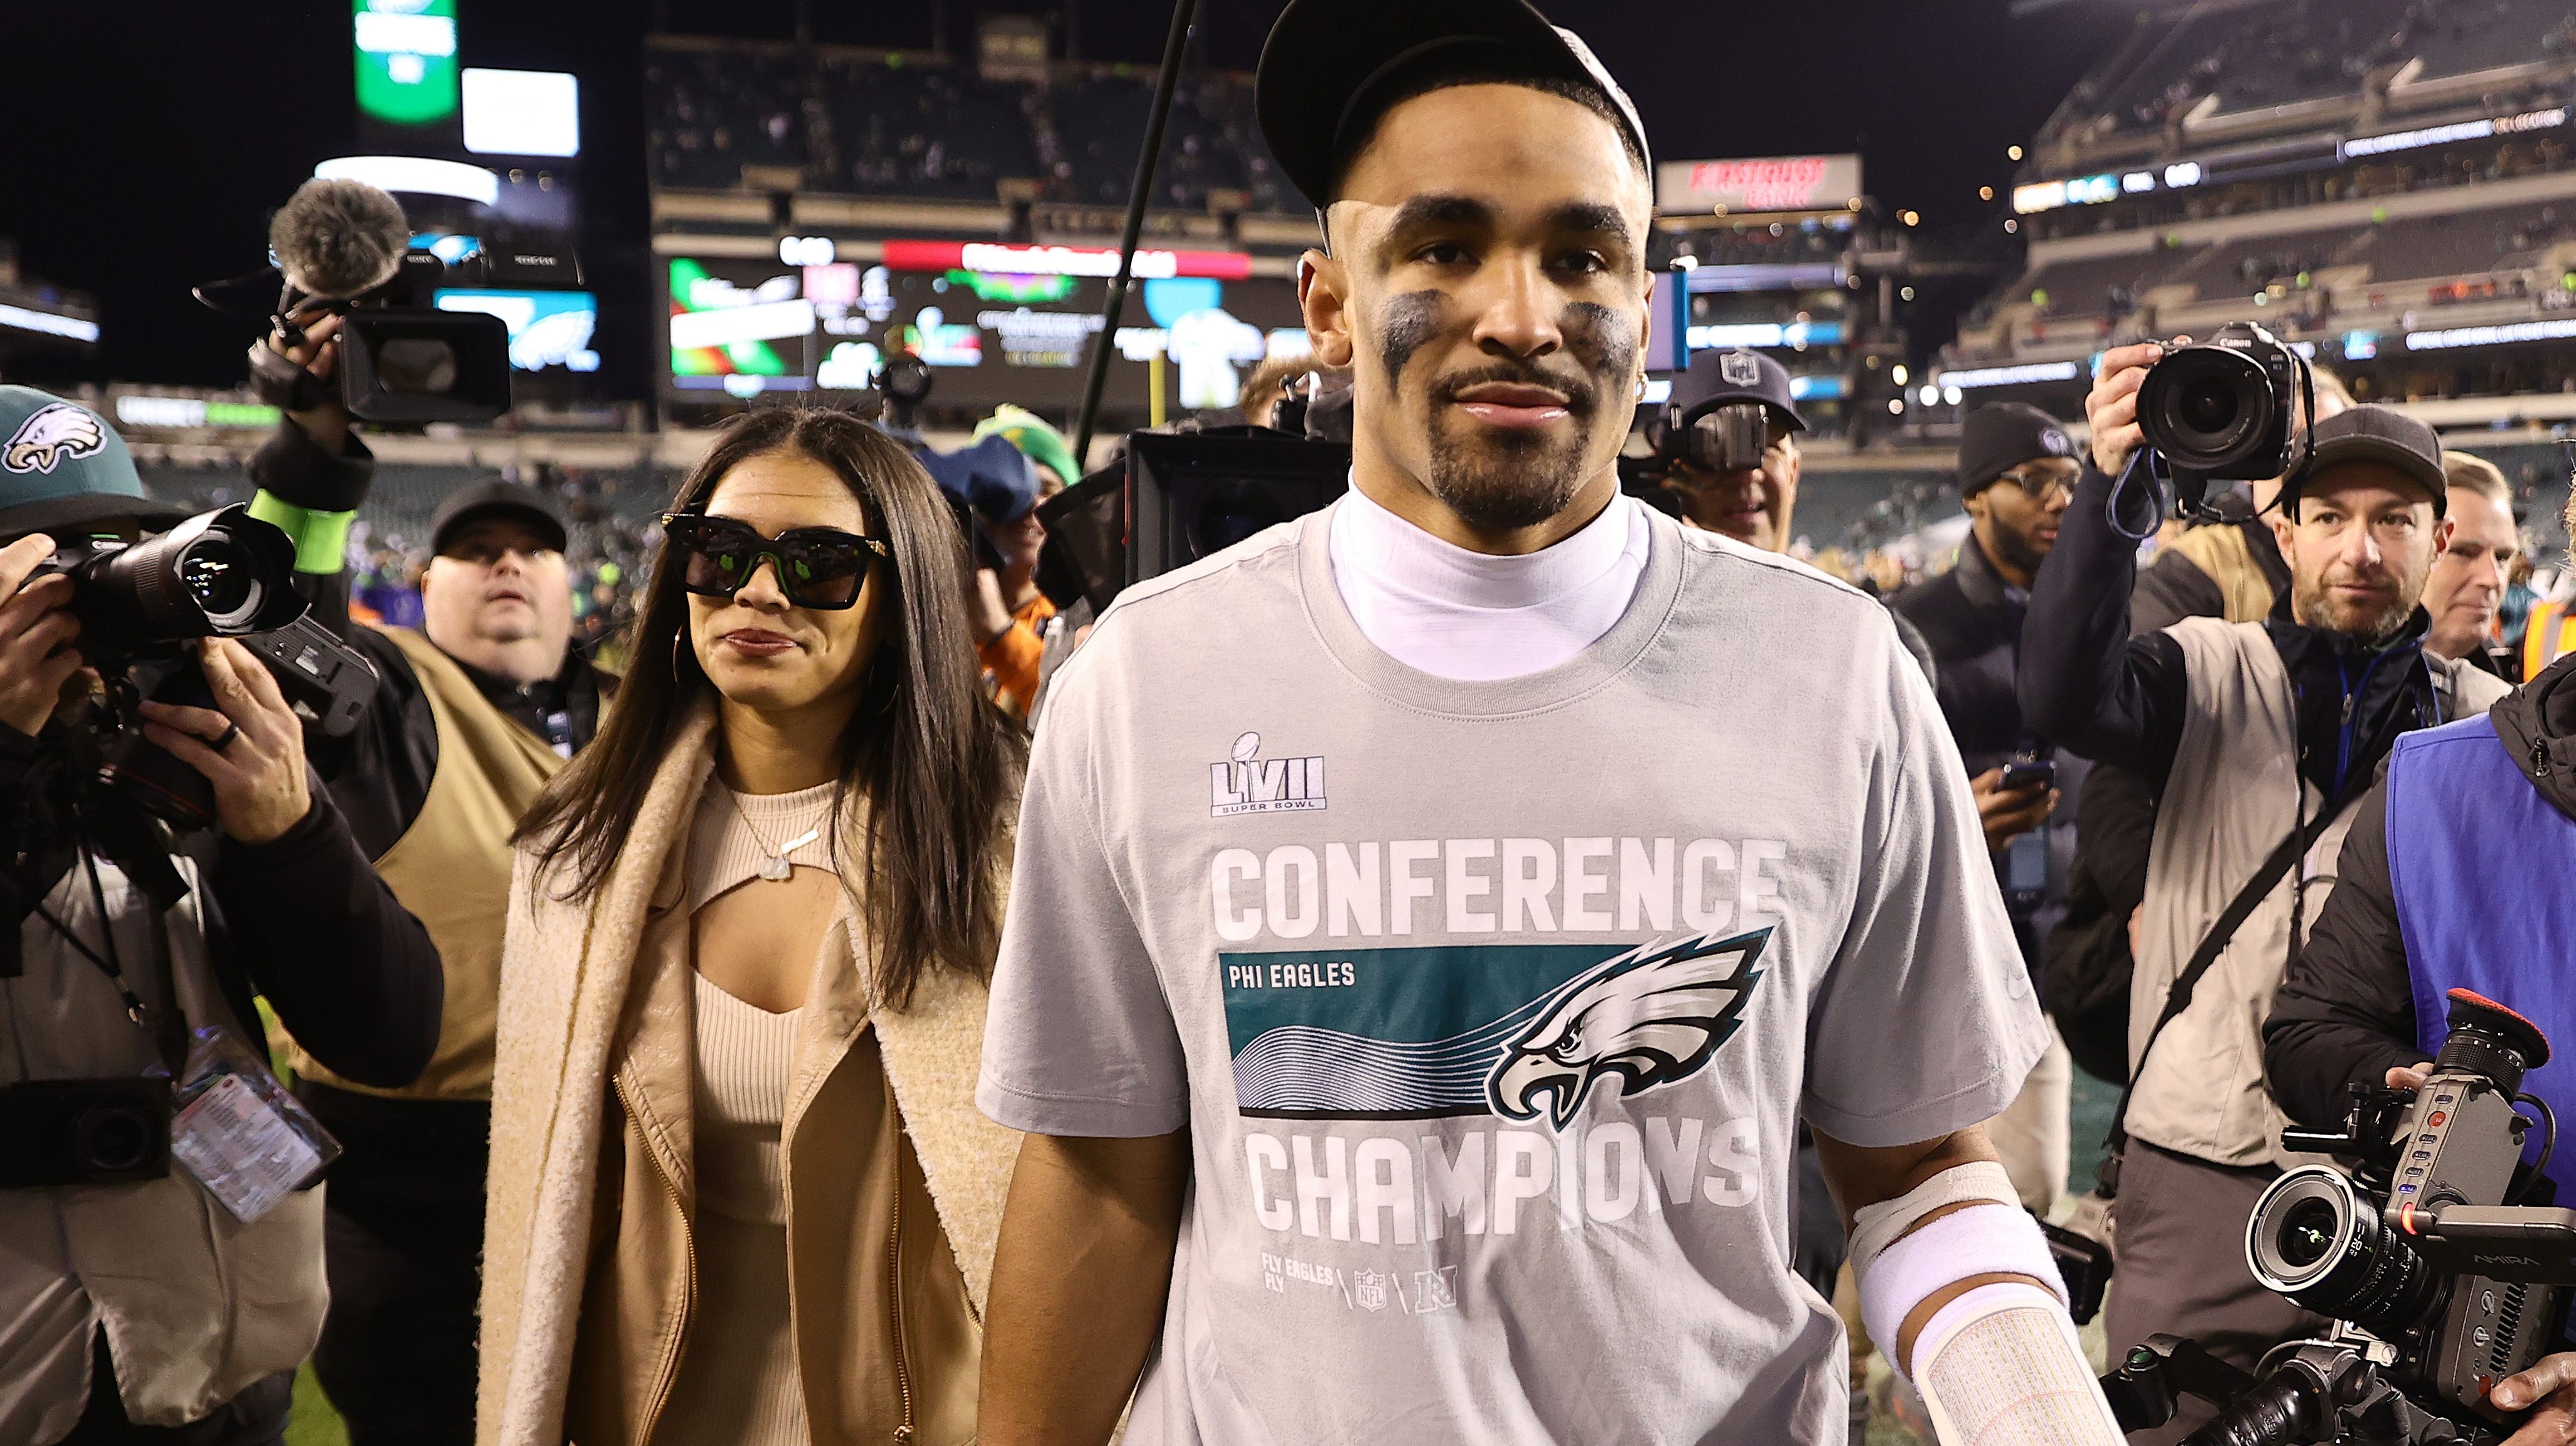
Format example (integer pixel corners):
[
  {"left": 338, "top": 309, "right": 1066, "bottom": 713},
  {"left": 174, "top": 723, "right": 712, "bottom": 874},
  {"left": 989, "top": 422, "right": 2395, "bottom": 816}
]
[
  {"left": 0, "top": 385, "right": 443, "bottom": 1446},
  {"left": 971, "top": 404, "right": 1081, "bottom": 495},
  {"left": 965, "top": 406, "right": 1077, "bottom": 717}
]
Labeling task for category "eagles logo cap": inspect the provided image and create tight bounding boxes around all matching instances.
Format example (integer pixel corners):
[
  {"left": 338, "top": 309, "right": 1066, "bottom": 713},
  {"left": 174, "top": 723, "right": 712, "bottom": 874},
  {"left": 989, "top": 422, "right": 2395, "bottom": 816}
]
[
  {"left": 1956, "top": 401, "right": 2076, "bottom": 494},
  {"left": 1255, "top": 0, "right": 1651, "bottom": 213},
  {"left": 0, "top": 385, "right": 186, "bottom": 540}
]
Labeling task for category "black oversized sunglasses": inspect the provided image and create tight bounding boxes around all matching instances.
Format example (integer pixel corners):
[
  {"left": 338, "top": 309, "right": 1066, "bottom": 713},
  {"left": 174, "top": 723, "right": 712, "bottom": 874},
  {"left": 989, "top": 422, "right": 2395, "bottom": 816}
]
[{"left": 660, "top": 511, "right": 889, "bottom": 611}]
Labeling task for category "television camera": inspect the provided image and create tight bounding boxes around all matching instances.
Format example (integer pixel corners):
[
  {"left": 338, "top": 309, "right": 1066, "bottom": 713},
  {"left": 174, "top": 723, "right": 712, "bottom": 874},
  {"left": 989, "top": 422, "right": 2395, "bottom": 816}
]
[{"left": 2101, "top": 989, "right": 2573, "bottom": 1445}]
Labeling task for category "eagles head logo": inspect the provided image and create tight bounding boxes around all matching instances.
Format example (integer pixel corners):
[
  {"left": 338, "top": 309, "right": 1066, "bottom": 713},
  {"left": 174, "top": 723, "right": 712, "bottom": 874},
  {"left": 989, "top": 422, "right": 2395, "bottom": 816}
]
[
  {"left": 4, "top": 403, "right": 107, "bottom": 476},
  {"left": 1486, "top": 928, "right": 1770, "bottom": 1130}
]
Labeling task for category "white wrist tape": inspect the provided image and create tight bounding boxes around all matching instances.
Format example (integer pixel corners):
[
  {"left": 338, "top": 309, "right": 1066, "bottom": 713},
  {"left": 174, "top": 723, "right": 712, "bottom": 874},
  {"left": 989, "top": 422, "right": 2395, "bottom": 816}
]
[
  {"left": 1913, "top": 1282, "right": 2124, "bottom": 1445},
  {"left": 1848, "top": 1159, "right": 2019, "bottom": 1280},
  {"left": 1857, "top": 1201, "right": 2064, "bottom": 1378}
]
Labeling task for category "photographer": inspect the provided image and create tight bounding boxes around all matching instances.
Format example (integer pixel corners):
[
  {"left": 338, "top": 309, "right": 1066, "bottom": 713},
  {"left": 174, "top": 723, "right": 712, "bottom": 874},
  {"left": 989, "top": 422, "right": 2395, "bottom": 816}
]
[
  {"left": 2019, "top": 341, "right": 2511, "bottom": 1442},
  {"left": 0, "top": 386, "right": 440, "bottom": 1446},
  {"left": 245, "top": 315, "right": 602, "bottom": 1446},
  {"left": 2262, "top": 486, "right": 2576, "bottom": 1444}
]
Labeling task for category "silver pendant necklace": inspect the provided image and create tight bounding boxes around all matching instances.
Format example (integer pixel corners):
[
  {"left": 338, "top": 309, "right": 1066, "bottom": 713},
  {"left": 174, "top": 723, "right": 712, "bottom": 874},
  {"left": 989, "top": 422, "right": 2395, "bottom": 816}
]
[{"left": 728, "top": 790, "right": 825, "bottom": 882}]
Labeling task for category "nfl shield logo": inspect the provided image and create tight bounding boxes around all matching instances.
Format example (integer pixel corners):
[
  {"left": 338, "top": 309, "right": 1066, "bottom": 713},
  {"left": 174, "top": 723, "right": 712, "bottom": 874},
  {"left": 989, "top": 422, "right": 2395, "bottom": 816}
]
[{"left": 1719, "top": 350, "right": 1761, "bottom": 387}]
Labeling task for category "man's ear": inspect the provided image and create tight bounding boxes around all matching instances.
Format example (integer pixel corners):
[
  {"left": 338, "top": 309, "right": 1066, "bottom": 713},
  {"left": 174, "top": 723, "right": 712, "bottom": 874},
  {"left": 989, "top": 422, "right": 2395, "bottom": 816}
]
[
  {"left": 2434, "top": 514, "right": 2457, "bottom": 556},
  {"left": 1298, "top": 249, "right": 1357, "bottom": 370},
  {"left": 2271, "top": 512, "right": 2299, "bottom": 559}
]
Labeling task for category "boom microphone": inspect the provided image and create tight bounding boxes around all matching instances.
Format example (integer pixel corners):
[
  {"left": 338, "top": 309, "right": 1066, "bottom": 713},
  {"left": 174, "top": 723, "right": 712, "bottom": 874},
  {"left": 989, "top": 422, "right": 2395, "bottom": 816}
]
[{"left": 269, "top": 179, "right": 409, "bottom": 301}]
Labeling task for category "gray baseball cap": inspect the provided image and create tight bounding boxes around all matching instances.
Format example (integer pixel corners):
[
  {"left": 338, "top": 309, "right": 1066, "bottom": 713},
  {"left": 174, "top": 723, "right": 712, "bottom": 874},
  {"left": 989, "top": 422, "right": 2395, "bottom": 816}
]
[{"left": 2299, "top": 404, "right": 2447, "bottom": 517}]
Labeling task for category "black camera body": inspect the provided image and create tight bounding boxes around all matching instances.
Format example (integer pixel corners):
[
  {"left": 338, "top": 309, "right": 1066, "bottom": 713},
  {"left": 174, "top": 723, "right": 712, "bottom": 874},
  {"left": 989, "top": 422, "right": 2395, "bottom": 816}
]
[
  {"left": 1658, "top": 399, "right": 1772, "bottom": 476},
  {"left": 0, "top": 1076, "right": 171, "bottom": 1188},
  {"left": 2135, "top": 320, "right": 2317, "bottom": 518},
  {"left": 1034, "top": 429, "right": 1350, "bottom": 615},
  {"left": 2105, "top": 991, "right": 2575, "bottom": 1444},
  {"left": 326, "top": 251, "right": 515, "bottom": 427},
  {"left": 38, "top": 506, "right": 379, "bottom": 829}
]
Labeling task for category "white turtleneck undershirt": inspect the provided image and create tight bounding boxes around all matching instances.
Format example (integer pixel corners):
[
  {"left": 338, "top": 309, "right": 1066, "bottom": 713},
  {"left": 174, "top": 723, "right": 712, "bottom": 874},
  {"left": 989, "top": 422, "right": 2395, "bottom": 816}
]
[{"left": 1325, "top": 481, "right": 1648, "bottom": 682}]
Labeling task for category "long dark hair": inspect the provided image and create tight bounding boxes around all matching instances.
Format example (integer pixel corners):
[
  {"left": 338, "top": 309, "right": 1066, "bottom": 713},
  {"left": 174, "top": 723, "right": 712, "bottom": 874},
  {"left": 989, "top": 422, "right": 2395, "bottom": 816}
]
[{"left": 516, "top": 407, "right": 1026, "bottom": 1008}]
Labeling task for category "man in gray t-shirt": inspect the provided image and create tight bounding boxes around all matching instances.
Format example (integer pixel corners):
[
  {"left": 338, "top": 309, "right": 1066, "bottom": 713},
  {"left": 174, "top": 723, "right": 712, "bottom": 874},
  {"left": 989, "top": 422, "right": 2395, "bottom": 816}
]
[{"left": 974, "top": 4, "right": 2078, "bottom": 1443}]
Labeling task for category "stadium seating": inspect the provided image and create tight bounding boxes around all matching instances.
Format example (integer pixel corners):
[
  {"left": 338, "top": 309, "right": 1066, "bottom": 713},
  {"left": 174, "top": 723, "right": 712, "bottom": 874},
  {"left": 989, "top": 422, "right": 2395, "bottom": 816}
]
[
  {"left": 2339, "top": 200, "right": 2576, "bottom": 282},
  {"left": 644, "top": 41, "right": 1301, "bottom": 213},
  {"left": 817, "top": 55, "right": 1038, "bottom": 201}
]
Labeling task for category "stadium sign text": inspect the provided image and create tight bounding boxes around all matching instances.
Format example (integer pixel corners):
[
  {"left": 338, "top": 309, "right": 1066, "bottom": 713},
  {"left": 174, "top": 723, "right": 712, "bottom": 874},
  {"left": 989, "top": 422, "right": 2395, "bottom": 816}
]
[
  {"left": 878, "top": 241, "right": 1252, "bottom": 281},
  {"left": 1656, "top": 155, "right": 1863, "bottom": 216}
]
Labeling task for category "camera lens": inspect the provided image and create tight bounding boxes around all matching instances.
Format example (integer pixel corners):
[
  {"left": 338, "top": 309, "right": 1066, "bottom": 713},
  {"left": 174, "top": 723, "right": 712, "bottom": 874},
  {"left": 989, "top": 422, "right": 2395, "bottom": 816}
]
[
  {"left": 2178, "top": 377, "right": 2241, "bottom": 436},
  {"left": 75, "top": 1103, "right": 158, "bottom": 1174},
  {"left": 2277, "top": 1197, "right": 2340, "bottom": 1269},
  {"left": 2248, "top": 1166, "right": 2443, "bottom": 1339},
  {"left": 376, "top": 337, "right": 461, "bottom": 395},
  {"left": 180, "top": 541, "right": 264, "bottom": 632},
  {"left": 2137, "top": 343, "right": 2274, "bottom": 472}
]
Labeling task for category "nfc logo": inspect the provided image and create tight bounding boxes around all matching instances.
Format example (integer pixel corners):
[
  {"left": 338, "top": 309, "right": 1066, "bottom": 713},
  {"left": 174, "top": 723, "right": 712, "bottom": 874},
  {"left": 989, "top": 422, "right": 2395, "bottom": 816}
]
[{"left": 1210, "top": 731, "right": 1327, "bottom": 817}]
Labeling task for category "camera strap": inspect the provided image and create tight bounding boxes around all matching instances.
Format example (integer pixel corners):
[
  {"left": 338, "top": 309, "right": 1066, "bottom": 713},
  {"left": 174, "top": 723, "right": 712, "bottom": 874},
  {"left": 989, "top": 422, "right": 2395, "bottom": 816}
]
[{"left": 2096, "top": 769, "right": 2376, "bottom": 1199}]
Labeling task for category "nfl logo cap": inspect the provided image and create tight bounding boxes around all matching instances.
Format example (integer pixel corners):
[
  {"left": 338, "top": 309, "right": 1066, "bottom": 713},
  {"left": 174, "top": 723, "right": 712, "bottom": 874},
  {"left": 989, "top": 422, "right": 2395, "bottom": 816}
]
[
  {"left": 1668, "top": 348, "right": 1806, "bottom": 434},
  {"left": 1956, "top": 402, "right": 2075, "bottom": 494},
  {"left": 0, "top": 386, "right": 186, "bottom": 539},
  {"left": 1255, "top": 0, "right": 1651, "bottom": 213}
]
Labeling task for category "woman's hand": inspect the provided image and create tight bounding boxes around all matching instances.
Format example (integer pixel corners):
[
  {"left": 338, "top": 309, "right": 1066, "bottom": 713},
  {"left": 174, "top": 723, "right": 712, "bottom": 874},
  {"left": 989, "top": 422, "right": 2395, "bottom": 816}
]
[{"left": 137, "top": 638, "right": 313, "bottom": 844}]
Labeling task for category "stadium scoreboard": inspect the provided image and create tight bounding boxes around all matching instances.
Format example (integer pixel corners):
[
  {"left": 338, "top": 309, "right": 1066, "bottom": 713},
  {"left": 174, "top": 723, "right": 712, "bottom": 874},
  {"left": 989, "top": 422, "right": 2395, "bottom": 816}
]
[{"left": 663, "top": 240, "right": 1306, "bottom": 413}]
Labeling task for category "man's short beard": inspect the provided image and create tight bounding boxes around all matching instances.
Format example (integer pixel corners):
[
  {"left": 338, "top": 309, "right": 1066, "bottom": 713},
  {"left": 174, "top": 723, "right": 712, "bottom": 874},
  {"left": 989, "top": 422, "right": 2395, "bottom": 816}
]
[
  {"left": 2294, "top": 570, "right": 2418, "bottom": 645},
  {"left": 1422, "top": 417, "right": 1592, "bottom": 533}
]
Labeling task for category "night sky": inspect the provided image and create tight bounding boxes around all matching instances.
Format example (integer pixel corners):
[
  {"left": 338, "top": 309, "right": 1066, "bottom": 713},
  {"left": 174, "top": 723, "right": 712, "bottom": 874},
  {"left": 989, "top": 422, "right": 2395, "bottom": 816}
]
[{"left": 0, "top": 0, "right": 2106, "bottom": 399}]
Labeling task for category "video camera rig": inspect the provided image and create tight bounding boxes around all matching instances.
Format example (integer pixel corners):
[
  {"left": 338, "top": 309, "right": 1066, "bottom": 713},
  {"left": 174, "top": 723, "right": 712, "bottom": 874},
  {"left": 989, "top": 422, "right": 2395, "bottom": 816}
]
[{"left": 2102, "top": 990, "right": 2573, "bottom": 1445}]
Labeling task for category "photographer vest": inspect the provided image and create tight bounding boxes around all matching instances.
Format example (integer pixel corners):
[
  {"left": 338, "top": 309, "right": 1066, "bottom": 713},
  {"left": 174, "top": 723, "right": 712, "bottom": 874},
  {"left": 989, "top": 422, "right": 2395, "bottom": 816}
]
[
  {"left": 0, "top": 858, "right": 325, "bottom": 1442},
  {"left": 2384, "top": 715, "right": 2576, "bottom": 1202},
  {"left": 278, "top": 627, "right": 562, "bottom": 1102},
  {"left": 2127, "top": 618, "right": 2505, "bottom": 1169}
]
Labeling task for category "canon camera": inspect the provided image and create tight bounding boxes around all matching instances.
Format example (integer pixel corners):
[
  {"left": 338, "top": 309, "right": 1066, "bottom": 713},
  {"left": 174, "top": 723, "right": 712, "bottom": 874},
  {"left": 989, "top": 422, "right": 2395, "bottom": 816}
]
[{"left": 2135, "top": 321, "right": 2317, "bottom": 518}]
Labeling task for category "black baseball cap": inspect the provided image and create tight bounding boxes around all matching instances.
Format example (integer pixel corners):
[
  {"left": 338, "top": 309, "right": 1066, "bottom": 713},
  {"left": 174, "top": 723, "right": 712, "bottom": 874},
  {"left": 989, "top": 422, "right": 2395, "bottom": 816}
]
[
  {"left": 1956, "top": 402, "right": 2076, "bottom": 494},
  {"left": 1255, "top": 0, "right": 1651, "bottom": 213},
  {"left": 2297, "top": 404, "right": 2447, "bottom": 517},
  {"left": 1668, "top": 348, "right": 1806, "bottom": 434},
  {"left": 430, "top": 479, "right": 569, "bottom": 557}
]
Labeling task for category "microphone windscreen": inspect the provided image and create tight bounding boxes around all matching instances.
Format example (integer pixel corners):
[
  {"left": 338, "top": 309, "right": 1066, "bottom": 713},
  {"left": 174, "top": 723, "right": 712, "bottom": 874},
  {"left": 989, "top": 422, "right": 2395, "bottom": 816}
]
[{"left": 270, "top": 179, "right": 411, "bottom": 300}]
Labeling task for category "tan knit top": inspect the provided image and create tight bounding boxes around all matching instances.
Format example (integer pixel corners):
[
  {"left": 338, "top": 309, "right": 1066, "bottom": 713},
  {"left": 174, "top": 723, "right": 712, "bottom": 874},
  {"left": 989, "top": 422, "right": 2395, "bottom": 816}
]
[{"left": 655, "top": 778, "right": 842, "bottom": 1446}]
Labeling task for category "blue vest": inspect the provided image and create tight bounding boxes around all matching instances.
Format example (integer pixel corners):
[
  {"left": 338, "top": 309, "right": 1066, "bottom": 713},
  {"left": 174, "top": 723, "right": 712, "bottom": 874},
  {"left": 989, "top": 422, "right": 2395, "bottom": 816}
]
[{"left": 2385, "top": 714, "right": 2576, "bottom": 1201}]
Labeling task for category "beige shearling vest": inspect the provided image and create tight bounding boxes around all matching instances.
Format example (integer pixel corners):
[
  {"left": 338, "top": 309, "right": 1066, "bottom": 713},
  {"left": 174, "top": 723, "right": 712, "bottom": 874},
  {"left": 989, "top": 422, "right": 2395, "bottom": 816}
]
[
  {"left": 2127, "top": 617, "right": 2509, "bottom": 1169},
  {"left": 477, "top": 705, "right": 1020, "bottom": 1446},
  {"left": 0, "top": 858, "right": 325, "bottom": 1443}
]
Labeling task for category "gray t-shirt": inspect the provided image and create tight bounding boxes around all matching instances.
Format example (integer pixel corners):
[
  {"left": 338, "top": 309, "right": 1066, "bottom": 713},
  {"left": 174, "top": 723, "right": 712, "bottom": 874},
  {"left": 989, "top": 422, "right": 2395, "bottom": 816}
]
[{"left": 978, "top": 501, "right": 2047, "bottom": 1445}]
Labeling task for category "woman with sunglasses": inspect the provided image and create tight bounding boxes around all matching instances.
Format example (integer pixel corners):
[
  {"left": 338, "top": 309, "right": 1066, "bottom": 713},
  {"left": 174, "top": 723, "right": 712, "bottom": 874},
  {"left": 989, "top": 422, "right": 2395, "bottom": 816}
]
[{"left": 475, "top": 407, "right": 1025, "bottom": 1446}]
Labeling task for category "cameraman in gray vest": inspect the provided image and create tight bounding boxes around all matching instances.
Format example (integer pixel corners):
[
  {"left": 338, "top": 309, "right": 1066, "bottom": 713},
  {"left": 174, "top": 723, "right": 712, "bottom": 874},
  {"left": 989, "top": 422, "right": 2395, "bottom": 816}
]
[
  {"left": 2019, "top": 340, "right": 2509, "bottom": 1443},
  {"left": 0, "top": 387, "right": 443, "bottom": 1446}
]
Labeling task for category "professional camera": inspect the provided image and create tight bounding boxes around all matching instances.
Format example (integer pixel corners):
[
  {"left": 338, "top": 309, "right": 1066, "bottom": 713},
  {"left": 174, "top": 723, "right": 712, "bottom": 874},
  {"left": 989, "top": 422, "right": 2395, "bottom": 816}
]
[
  {"left": 37, "top": 506, "right": 378, "bottom": 830},
  {"left": 2135, "top": 321, "right": 2317, "bottom": 518},
  {"left": 2101, "top": 989, "right": 2575, "bottom": 1445},
  {"left": 201, "top": 178, "right": 523, "bottom": 425},
  {"left": 1658, "top": 398, "right": 1772, "bottom": 476},
  {"left": 1034, "top": 429, "right": 1349, "bottom": 614},
  {"left": 311, "top": 249, "right": 515, "bottom": 426}
]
